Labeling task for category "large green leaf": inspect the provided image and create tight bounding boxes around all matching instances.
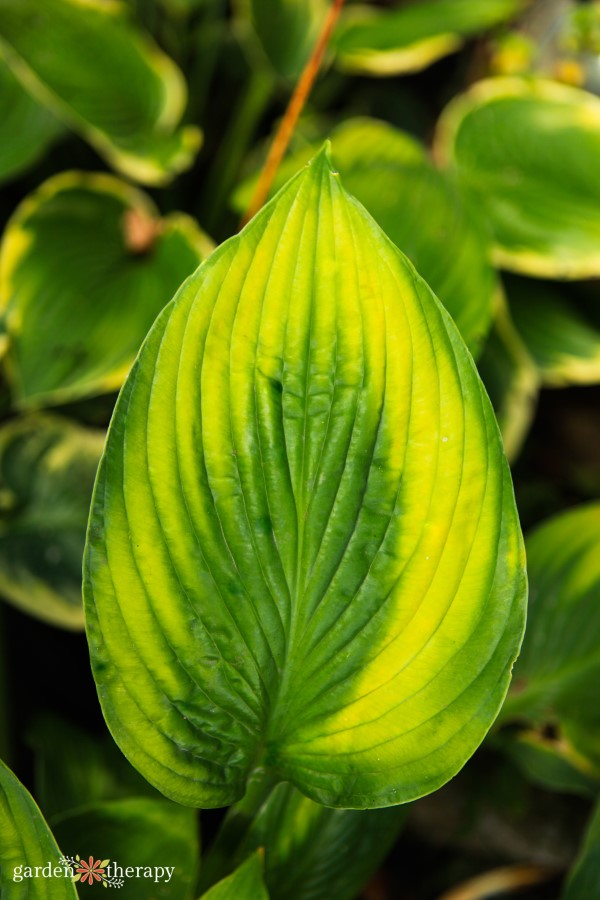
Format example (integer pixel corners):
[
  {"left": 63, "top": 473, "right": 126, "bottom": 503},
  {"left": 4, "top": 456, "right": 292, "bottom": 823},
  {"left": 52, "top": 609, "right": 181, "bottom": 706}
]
[
  {"left": 52, "top": 798, "right": 199, "bottom": 899},
  {"left": 0, "top": 172, "right": 209, "bottom": 408},
  {"left": 436, "top": 77, "right": 600, "bottom": 278},
  {"left": 562, "top": 799, "right": 600, "bottom": 900},
  {"left": 200, "top": 853, "right": 268, "bottom": 900},
  {"left": 246, "top": 0, "right": 327, "bottom": 79},
  {"left": 332, "top": 0, "right": 526, "bottom": 76},
  {"left": 506, "top": 277, "right": 600, "bottom": 387},
  {"left": 0, "top": 758, "right": 78, "bottom": 898},
  {"left": 0, "top": 53, "right": 62, "bottom": 185},
  {"left": 199, "top": 778, "right": 406, "bottom": 900},
  {"left": 0, "top": 0, "right": 201, "bottom": 185},
  {"left": 0, "top": 415, "right": 103, "bottom": 629},
  {"left": 234, "top": 119, "right": 497, "bottom": 356},
  {"left": 503, "top": 503, "right": 600, "bottom": 765},
  {"left": 84, "top": 147, "right": 527, "bottom": 810}
]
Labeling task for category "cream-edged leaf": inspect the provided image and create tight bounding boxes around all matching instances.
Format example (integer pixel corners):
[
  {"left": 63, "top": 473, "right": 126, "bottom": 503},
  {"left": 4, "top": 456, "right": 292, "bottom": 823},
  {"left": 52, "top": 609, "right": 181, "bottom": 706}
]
[
  {"left": 84, "top": 148, "right": 527, "bottom": 810},
  {"left": 0, "top": 0, "right": 201, "bottom": 185},
  {"left": 0, "top": 172, "right": 210, "bottom": 408},
  {"left": 436, "top": 77, "right": 600, "bottom": 278}
]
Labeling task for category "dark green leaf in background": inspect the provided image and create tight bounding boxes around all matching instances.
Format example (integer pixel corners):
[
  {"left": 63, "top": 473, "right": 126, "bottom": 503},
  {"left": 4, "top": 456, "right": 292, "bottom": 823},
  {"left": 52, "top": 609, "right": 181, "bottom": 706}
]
[
  {"left": 562, "top": 798, "right": 600, "bottom": 899},
  {"left": 246, "top": 0, "right": 327, "bottom": 79},
  {"left": 84, "top": 149, "right": 526, "bottom": 810},
  {"left": 0, "top": 172, "right": 210, "bottom": 408},
  {"left": 436, "top": 77, "right": 600, "bottom": 278},
  {"left": 200, "top": 853, "right": 269, "bottom": 900},
  {"left": 0, "top": 415, "right": 103, "bottom": 629},
  {"left": 0, "top": 758, "right": 78, "bottom": 898},
  {"left": 332, "top": 0, "right": 526, "bottom": 76},
  {"left": 0, "top": 0, "right": 201, "bottom": 184},
  {"left": 0, "top": 53, "right": 62, "bottom": 186},
  {"left": 234, "top": 118, "right": 498, "bottom": 356}
]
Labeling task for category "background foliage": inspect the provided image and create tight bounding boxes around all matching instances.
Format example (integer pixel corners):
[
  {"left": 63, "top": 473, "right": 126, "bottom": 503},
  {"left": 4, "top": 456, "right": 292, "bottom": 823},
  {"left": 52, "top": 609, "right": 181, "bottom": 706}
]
[{"left": 1, "top": 0, "right": 600, "bottom": 897}]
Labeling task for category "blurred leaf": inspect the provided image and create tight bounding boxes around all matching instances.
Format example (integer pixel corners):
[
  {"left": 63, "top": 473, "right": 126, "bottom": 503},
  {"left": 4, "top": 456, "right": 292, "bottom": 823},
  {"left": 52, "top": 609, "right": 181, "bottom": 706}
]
[
  {"left": 436, "top": 77, "right": 600, "bottom": 278},
  {"left": 477, "top": 294, "right": 539, "bottom": 461},
  {"left": 503, "top": 503, "right": 600, "bottom": 766},
  {"left": 0, "top": 52, "right": 62, "bottom": 185},
  {"left": 562, "top": 798, "right": 600, "bottom": 899},
  {"left": 332, "top": 0, "right": 526, "bottom": 76},
  {"left": 0, "top": 0, "right": 201, "bottom": 184},
  {"left": 200, "top": 853, "right": 268, "bottom": 900},
  {"left": 499, "top": 729, "right": 600, "bottom": 797},
  {"left": 506, "top": 277, "right": 600, "bottom": 387},
  {"left": 245, "top": 0, "right": 327, "bottom": 79},
  {"left": 0, "top": 757, "right": 78, "bottom": 898},
  {"left": 0, "top": 172, "right": 210, "bottom": 408},
  {"left": 84, "top": 148, "right": 526, "bottom": 810},
  {"left": 201, "top": 780, "right": 406, "bottom": 900},
  {"left": 27, "top": 714, "right": 158, "bottom": 822},
  {"left": 234, "top": 118, "right": 497, "bottom": 355},
  {"left": 0, "top": 414, "right": 103, "bottom": 629},
  {"left": 53, "top": 798, "right": 199, "bottom": 900}
]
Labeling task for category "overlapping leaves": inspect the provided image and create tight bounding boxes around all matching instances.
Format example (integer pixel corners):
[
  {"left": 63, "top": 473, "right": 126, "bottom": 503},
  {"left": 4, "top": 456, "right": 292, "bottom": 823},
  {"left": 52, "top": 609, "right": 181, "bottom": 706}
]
[{"left": 84, "top": 150, "right": 526, "bottom": 810}]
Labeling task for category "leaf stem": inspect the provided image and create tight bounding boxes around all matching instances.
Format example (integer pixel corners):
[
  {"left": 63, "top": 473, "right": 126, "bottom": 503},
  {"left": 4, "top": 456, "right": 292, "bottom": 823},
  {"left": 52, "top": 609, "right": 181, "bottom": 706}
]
[{"left": 241, "top": 0, "right": 346, "bottom": 225}]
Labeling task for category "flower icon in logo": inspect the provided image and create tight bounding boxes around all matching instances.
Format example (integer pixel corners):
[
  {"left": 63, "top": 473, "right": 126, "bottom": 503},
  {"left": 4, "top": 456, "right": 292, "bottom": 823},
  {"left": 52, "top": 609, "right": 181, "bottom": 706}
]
[{"left": 74, "top": 856, "right": 108, "bottom": 885}]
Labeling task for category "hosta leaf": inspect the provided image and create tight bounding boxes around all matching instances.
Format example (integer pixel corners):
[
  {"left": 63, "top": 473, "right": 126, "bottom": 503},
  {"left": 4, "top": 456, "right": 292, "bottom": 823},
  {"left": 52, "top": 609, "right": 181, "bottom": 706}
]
[
  {"left": 84, "top": 148, "right": 527, "bottom": 810},
  {"left": 332, "top": 0, "right": 526, "bottom": 76},
  {"left": 0, "top": 53, "right": 62, "bottom": 185},
  {"left": 477, "top": 296, "right": 539, "bottom": 462},
  {"left": 562, "top": 799, "right": 600, "bottom": 900},
  {"left": 499, "top": 729, "right": 600, "bottom": 797},
  {"left": 0, "top": 172, "right": 210, "bottom": 408},
  {"left": 503, "top": 504, "right": 600, "bottom": 751},
  {"left": 247, "top": 0, "right": 327, "bottom": 79},
  {"left": 200, "top": 853, "right": 268, "bottom": 900},
  {"left": 506, "top": 277, "right": 600, "bottom": 387},
  {"left": 53, "top": 798, "right": 199, "bottom": 899},
  {"left": 199, "top": 779, "right": 406, "bottom": 900},
  {"left": 0, "top": 415, "right": 103, "bottom": 629},
  {"left": 234, "top": 119, "right": 497, "bottom": 356},
  {"left": 0, "top": 758, "right": 78, "bottom": 898},
  {"left": 0, "top": 0, "right": 201, "bottom": 185},
  {"left": 435, "top": 77, "right": 600, "bottom": 278}
]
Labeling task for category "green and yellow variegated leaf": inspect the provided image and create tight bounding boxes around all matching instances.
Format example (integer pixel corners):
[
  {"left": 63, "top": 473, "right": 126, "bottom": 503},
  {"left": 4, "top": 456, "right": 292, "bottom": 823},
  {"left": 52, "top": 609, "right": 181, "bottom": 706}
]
[
  {"left": 503, "top": 504, "right": 600, "bottom": 765},
  {"left": 0, "top": 415, "right": 103, "bottom": 629},
  {"left": 53, "top": 798, "right": 199, "bottom": 899},
  {"left": 0, "top": 172, "right": 210, "bottom": 408},
  {"left": 477, "top": 294, "right": 539, "bottom": 461},
  {"left": 0, "top": 53, "right": 62, "bottom": 185},
  {"left": 562, "top": 799, "right": 600, "bottom": 900},
  {"left": 200, "top": 853, "right": 268, "bottom": 900},
  {"left": 499, "top": 729, "right": 600, "bottom": 797},
  {"left": 506, "top": 277, "right": 600, "bottom": 387},
  {"left": 246, "top": 0, "right": 327, "bottom": 79},
  {"left": 234, "top": 119, "right": 497, "bottom": 356},
  {"left": 200, "top": 779, "right": 406, "bottom": 900},
  {"left": 0, "top": 758, "right": 78, "bottom": 898},
  {"left": 332, "top": 0, "right": 526, "bottom": 76},
  {"left": 0, "top": 0, "right": 201, "bottom": 185},
  {"left": 84, "top": 148, "right": 527, "bottom": 810},
  {"left": 436, "top": 77, "right": 600, "bottom": 278}
]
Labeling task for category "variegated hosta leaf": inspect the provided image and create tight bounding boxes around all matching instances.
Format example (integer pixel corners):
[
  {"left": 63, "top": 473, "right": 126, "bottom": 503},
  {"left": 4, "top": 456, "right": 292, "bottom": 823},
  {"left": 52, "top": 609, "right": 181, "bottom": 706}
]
[
  {"left": 200, "top": 853, "right": 269, "bottom": 900},
  {"left": 234, "top": 118, "right": 497, "bottom": 356},
  {"left": 0, "top": 0, "right": 201, "bottom": 185},
  {"left": 0, "top": 758, "right": 78, "bottom": 899},
  {"left": 247, "top": 0, "right": 327, "bottom": 79},
  {"left": 503, "top": 504, "right": 600, "bottom": 769},
  {"left": 562, "top": 799, "right": 600, "bottom": 900},
  {"left": 332, "top": 0, "right": 526, "bottom": 76},
  {"left": 0, "top": 415, "right": 104, "bottom": 630},
  {"left": 435, "top": 77, "right": 600, "bottom": 278},
  {"left": 84, "top": 148, "right": 527, "bottom": 810},
  {"left": 0, "top": 172, "right": 210, "bottom": 408},
  {"left": 0, "top": 53, "right": 62, "bottom": 185},
  {"left": 506, "top": 277, "right": 600, "bottom": 387},
  {"left": 499, "top": 728, "right": 600, "bottom": 797}
]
